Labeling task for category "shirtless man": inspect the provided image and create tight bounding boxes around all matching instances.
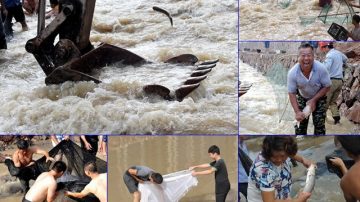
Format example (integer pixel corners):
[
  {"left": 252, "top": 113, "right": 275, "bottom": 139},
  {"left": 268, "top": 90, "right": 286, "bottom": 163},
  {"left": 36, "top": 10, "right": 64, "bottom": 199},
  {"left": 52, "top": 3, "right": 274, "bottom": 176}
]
[
  {"left": 330, "top": 136, "right": 360, "bottom": 202},
  {"left": 23, "top": 161, "right": 67, "bottom": 202},
  {"left": 65, "top": 161, "right": 107, "bottom": 202},
  {"left": 4, "top": 139, "right": 54, "bottom": 191}
]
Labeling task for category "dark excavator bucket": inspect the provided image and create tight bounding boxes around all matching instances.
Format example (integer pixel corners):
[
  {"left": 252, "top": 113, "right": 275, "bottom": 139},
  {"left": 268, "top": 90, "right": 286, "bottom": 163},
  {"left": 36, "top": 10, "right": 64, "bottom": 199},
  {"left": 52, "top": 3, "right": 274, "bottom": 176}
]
[
  {"left": 45, "top": 43, "right": 147, "bottom": 85},
  {"left": 26, "top": 0, "right": 219, "bottom": 102},
  {"left": 142, "top": 59, "right": 218, "bottom": 101},
  {"left": 165, "top": 54, "right": 199, "bottom": 65},
  {"left": 239, "top": 82, "right": 252, "bottom": 97}
]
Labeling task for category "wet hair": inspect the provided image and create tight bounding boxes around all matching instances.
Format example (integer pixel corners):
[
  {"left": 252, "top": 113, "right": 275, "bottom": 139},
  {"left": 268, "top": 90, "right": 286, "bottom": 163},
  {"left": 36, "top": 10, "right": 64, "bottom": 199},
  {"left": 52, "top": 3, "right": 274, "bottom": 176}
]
[
  {"left": 84, "top": 161, "right": 98, "bottom": 173},
  {"left": 298, "top": 42, "right": 314, "bottom": 51},
  {"left": 261, "top": 136, "right": 298, "bottom": 161},
  {"left": 353, "top": 15, "right": 360, "bottom": 24},
  {"left": 337, "top": 136, "right": 360, "bottom": 156},
  {"left": 208, "top": 145, "right": 220, "bottom": 155},
  {"left": 151, "top": 173, "right": 163, "bottom": 184},
  {"left": 52, "top": 161, "right": 67, "bottom": 173},
  {"left": 17, "top": 139, "right": 29, "bottom": 150}
]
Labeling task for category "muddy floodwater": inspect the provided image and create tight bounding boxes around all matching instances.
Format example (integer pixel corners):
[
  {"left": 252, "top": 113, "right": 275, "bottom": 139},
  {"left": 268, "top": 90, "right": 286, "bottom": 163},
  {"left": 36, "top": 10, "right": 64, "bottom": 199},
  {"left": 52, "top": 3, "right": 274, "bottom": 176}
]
[
  {"left": 0, "top": 0, "right": 237, "bottom": 134},
  {"left": 239, "top": 61, "right": 358, "bottom": 134},
  {"left": 242, "top": 136, "right": 348, "bottom": 202},
  {"left": 239, "top": 0, "right": 356, "bottom": 40},
  {"left": 108, "top": 136, "right": 238, "bottom": 202}
]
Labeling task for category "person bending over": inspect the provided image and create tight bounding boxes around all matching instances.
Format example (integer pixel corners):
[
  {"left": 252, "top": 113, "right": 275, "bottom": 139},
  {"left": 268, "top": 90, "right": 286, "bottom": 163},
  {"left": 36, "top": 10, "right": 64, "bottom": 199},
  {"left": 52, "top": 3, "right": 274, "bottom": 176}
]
[{"left": 123, "top": 166, "right": 163, "bottom": 202}]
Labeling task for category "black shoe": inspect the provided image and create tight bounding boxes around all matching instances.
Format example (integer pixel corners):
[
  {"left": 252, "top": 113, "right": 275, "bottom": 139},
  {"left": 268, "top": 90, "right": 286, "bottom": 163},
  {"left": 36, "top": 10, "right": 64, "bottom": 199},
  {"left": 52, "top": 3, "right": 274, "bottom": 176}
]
[{"left": 333, "top": 116, "right": 340, "bottom": 124}]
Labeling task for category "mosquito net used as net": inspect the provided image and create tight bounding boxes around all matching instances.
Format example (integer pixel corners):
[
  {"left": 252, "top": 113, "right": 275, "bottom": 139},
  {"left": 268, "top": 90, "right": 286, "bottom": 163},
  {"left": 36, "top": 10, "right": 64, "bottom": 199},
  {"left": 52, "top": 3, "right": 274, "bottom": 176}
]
[
  {"left": 139, "top": 170, "right": 198, "bottom": 202},
  {"left": 37, "top": 139, "right": 107, "bottom": 202}
]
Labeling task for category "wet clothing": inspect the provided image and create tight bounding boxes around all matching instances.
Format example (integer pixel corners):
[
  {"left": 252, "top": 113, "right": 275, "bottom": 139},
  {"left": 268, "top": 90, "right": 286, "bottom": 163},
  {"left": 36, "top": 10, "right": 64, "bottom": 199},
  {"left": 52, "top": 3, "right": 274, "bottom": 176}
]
[
  {"left": 2, "top": 2, "right": 26, "bottom": 38},
  {"left": 4, "top": 0, "right": 21, "bottom": 8},
  {"left": 287, "top": 60, "right": 331, "bottom": 99},
  {"left": 4, "top": 159, "right": 42, "bottom": 192},
  {"left": 80, "top": 136, "right": 98, "bottom": 163},
  {"left": 123, "top": 166, "right": 154, "bottom": 193},
  {"left": 296, "top": 94, "right": 327, "bottom": 135},
  {"left": 210, "top": 159, "right": 230, "bottom": 202},
  {"left": 248, "top": 153, "right": 292, "bottom": 202}
]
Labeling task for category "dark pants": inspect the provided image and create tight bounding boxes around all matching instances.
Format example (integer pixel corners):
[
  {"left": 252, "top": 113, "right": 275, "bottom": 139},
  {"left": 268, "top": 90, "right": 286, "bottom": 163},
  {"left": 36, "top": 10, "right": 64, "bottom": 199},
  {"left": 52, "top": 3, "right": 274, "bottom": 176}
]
[
  {"left": 80, "top": 136, "right": 98, "bottom": 163},
  {"left": 215, "top": 181, "right": 230, "bottom": 202},
  {"left": 295, "top": 95, "right": 327, "bottom": 135},
  {"left": 4, "top": 159, "right": 41, "bottom": 192},
  {"left": 0, "top": 14, "right": 6, "bottom": 49},
  {"left": 3, "top": 4, "right": 26, "bottom": 38},
  {"left": 239, "top": 182, "right": 248, "bottom": 200}
]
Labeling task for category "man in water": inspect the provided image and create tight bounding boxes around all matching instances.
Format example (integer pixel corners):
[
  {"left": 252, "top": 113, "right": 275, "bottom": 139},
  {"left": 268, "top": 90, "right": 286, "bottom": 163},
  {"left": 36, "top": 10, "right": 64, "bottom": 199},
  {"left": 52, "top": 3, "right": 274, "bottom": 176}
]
[
  {"left": 123, "top": 166, "right": 163, "bottom": 202},
  {"left": 320, "top": 42, "right": 347, "bottom": 124},
  {"left": 65, "top": 161, "right": 107, "bottom": 202},
  {"left": 1, "top": 0, "right": 29, "bottom": 40},
  {"left": 287, "top": 42, "right": 331, "bottom": 135},
  {"left": 190, "top": 145, "right": 231, "bottom": 202},
  {"left": 23, "top": 161, "right": 67, "bottom": 202},
  {"left": 330, "top": 136, "right": 360, "bottom": 202},
  {"left": 4, "top": 139, "right": 54, "bottom": 191}
]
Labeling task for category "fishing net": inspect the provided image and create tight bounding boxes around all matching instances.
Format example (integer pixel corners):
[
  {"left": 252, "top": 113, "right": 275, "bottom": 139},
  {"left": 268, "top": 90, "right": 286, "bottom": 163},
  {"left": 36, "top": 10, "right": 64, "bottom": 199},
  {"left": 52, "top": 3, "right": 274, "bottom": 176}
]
[
  {"left": 34, "top": 140, "right": 106, "bottom": 202},
  {"left": 139, "top": 170, "right": 198, "bottom": 202},
  {"left": 299, "top": 1, "right": 355, "bottom": 26},
  {"left": 264, "top": 61, "right": 295, "bottom": 122},
  {"left": 278, "top": 0, "right": 292, "bottom": 9}
]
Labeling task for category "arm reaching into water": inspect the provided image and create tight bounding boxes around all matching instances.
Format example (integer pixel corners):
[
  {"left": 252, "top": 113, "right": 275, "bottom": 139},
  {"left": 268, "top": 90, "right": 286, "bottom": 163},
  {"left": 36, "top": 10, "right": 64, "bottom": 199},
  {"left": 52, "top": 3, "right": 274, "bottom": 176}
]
[{"left": 65, "top": 184, "right": 91, "bottom": 199}]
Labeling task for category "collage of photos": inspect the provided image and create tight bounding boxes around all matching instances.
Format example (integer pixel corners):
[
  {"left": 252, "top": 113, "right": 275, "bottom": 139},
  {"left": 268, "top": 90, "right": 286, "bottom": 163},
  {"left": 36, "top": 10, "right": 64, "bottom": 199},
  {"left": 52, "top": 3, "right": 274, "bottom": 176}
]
[{"left": 0, "top": 0, "right": 360, "bottom": 201}]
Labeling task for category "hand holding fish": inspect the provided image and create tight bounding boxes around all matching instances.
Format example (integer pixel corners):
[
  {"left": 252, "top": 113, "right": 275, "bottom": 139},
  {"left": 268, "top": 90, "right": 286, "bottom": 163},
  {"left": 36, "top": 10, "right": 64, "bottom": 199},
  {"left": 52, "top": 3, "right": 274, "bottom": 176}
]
[
  {"left": 295, "top": 111, "right": 306, "bottom": 122},
  {"left": 301, "top": 157, "right": 314, "bottom": 168},
  {"left": 306, "top": 99, "right": 316, "bottom": 115},
  {"left": 297, "top": 191, "right": 311, "bottom": 202}
]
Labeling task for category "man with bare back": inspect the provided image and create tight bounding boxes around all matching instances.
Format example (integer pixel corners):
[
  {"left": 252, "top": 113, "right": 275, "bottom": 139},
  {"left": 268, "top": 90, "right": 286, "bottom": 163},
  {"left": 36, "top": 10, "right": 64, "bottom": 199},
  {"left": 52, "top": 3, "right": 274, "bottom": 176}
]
[
  {"left": 4, "top": 139, "right": 55, "bottom": 192},
  {"left": 65, "top": 161, "right": 107, "bottom": 202},
  {"left": 23, "top": 161, "right": 67, "bottom": 202}
]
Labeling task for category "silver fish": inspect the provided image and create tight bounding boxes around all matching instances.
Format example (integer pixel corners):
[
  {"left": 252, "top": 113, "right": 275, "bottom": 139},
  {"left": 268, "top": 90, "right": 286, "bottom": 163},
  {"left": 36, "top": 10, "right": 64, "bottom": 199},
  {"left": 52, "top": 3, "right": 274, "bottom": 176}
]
[{"left": 303, "top": 164, "right": 316, "bottom": 193}]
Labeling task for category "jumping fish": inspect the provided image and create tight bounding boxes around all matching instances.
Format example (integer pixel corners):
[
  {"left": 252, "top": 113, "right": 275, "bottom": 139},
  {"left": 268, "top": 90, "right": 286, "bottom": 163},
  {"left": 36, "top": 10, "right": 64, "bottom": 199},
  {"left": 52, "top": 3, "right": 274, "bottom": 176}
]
[
  {"left": 303, "top": 164, "right": 316, "bottom": 193},
  {"left": 153, "top": 6, "right": 173, "bottom": 26}
]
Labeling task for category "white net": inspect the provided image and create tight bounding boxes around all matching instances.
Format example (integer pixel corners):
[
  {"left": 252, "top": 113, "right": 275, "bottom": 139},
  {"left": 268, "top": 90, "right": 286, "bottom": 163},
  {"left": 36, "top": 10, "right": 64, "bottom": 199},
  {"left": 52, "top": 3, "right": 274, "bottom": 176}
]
[{"left": 139, "top": 170, "right": 198, "bottom": 202}]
